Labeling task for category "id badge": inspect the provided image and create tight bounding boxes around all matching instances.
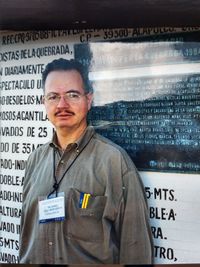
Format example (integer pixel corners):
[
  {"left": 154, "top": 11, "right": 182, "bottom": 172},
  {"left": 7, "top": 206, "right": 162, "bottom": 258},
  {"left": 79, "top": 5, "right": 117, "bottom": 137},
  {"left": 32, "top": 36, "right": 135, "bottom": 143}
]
[{"left": 38, "top": 192, "right": 65, "bottom": 223}]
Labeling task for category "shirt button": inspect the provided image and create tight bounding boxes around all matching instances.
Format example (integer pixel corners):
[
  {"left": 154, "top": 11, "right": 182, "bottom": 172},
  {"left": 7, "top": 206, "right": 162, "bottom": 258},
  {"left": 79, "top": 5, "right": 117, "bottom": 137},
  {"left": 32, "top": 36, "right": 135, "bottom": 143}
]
[
  {"left": 48, "top": 241, "right": 53, "bottom": 246},
  {"left": 60, "top": 160, "right": 64, "bottom": 164}
]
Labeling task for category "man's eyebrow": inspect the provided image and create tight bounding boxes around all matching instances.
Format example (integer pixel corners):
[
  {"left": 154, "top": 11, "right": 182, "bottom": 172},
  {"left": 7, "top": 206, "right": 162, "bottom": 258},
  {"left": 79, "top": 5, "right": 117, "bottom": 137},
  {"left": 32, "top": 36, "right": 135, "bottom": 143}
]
[
  {"left": 46, "top": 92, "right": 59, "bottom": 95},
  {"left": 65, "top": 89, "right": 81, "bottom": 94},
  {"left": 47, "top": 89, "right": 81, "bottom": 95}
]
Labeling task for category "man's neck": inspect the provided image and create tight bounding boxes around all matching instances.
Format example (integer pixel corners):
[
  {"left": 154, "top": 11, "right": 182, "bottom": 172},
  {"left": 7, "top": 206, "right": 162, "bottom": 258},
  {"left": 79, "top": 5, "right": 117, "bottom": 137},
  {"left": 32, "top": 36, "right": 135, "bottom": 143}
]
[{"left": 56, "top": 125, "right": 87, "bottom": 150}]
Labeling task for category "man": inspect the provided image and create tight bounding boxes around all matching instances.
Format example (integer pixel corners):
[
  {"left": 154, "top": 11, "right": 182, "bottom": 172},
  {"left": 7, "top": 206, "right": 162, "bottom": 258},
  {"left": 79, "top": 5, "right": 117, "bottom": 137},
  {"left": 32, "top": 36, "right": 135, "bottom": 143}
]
[{"left": 19, "top": 58, "right": 153, "bottom": 264}]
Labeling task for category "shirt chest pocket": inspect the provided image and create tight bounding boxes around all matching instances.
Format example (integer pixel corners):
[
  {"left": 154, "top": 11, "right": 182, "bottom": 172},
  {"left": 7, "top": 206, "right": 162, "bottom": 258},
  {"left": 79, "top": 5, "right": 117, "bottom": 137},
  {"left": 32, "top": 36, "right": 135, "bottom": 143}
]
[{"left": 66, "top": 188, "right": 107, "bottom": 242}]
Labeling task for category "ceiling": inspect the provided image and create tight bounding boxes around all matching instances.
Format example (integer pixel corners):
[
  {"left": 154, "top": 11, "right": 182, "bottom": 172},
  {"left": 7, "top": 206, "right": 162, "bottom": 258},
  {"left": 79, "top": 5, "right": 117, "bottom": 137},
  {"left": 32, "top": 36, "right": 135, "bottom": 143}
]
[{"left": 0, "top": 0, "right": 200, "bottom": 30}]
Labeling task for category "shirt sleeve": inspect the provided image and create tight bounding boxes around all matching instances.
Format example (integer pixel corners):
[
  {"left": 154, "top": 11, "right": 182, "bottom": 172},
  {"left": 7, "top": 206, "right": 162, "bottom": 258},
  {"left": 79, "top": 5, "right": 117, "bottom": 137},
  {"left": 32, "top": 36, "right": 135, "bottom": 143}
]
[
  {"left": 19, "top": 151, "right": 37, "bottom": 262},
  {"left": 115, "top": 168, "right": 153, "bottom": 264}
]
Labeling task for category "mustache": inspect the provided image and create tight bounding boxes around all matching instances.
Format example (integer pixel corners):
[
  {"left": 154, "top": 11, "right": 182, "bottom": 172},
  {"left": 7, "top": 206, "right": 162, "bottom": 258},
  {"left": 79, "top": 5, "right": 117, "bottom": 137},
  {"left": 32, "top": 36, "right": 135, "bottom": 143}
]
[{"left": 55, "top": 109, "right": 75, "bottom": 116}]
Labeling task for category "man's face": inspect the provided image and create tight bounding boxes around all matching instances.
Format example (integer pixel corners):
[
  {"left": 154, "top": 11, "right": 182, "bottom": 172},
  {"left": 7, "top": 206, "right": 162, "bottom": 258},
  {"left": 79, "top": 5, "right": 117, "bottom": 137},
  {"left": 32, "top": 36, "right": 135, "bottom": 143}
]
[{"left": 43, "top": 70, "right": 93, "bottom": 132}]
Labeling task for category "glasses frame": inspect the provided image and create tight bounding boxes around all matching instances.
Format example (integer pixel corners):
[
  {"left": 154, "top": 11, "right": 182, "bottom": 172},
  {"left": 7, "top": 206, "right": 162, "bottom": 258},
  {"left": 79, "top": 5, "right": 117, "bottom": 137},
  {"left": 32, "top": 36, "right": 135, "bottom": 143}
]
[{"left": 44, "top": 91, "right": 88, "bottom": 104}]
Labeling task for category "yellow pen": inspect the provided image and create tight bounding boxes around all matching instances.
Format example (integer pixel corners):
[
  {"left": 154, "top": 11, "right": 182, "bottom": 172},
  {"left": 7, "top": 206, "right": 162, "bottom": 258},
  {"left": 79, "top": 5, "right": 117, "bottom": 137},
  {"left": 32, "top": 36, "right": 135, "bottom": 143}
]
[
  {"left": 84, "top": 194, "right": 90, "bottom": 208},
  {"left": 82, "top": 194, "right": 90, "bottom": 209},
  {"left": 81, "top": 194, "right": 87, "bottom": 209}
]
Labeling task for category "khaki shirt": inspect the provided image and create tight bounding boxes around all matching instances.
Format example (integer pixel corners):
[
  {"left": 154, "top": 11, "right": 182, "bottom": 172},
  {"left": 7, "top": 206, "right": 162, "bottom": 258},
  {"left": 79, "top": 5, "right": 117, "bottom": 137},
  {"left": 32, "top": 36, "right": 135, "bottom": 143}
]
[{"left": 19, "top": 126, "right": 153, "bottom": 264}]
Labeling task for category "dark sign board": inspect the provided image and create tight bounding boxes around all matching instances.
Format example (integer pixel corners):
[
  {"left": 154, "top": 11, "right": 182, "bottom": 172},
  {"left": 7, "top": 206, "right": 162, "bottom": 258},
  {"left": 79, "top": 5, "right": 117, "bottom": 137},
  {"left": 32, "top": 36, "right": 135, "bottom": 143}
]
[{"left": 75, "top": 32, "right": 200, "bottom": 172}]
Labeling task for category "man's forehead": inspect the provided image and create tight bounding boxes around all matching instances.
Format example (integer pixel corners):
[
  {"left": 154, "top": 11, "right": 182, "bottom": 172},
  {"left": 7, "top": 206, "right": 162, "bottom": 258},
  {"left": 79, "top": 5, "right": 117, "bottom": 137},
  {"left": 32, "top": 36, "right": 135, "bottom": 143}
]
[
  {"left": 46, "top": 69, "right": 82, "bottom": 78},
  {"left": 44, "top": 70, "right": 85, "bottom": 93},
  {"left": 45, "top": 70, "right": 83, "bottom": 85}
]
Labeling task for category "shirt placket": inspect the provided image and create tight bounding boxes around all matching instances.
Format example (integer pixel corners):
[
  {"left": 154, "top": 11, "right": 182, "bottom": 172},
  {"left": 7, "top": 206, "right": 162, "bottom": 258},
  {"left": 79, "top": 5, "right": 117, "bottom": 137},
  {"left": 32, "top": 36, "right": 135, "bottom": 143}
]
[
  {"left": 43, "top": 148, "right": 72, "bottom": 263},
  {"left": 51, "top": 146, "right": 78, "bottom": 263},
  {"left": 54, "top": 146, "right": 77, "bottom": 182},
  {"left": 46, "top": 226, "right": 55, "bottom": 264}
]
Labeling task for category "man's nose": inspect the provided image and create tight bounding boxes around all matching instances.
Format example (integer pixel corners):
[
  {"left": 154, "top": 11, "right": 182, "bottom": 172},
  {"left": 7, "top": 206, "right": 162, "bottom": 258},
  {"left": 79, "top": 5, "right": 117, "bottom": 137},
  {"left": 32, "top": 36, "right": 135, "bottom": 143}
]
[{"left": 57, "top": 96, "right": 70, "bottom": 108}]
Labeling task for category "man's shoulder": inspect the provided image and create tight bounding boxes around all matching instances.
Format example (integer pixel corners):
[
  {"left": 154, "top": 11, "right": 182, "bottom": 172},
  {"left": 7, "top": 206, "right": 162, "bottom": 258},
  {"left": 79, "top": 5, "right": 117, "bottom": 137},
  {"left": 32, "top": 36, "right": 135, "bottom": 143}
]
[
  {"left": 93, "top": 131, "right": 128, "bottom": 157},
  {"left": 27, "top": 141, "right": 51, "bottom": 162},
  {"left": 92, "top": 131, "right": 137, "bottom": 172}
]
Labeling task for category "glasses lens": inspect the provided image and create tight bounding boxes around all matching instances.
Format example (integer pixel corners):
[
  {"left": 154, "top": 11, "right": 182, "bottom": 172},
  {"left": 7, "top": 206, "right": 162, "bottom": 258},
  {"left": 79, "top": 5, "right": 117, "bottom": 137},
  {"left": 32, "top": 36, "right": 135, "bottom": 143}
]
[
  {"left": 46, "top": 94, "right": 59, "bottom": 102},
  {"left": 66, "top": 92, "right": 81, "bottom": 101},
  {"left": 45, "top": 92, "right": 85, "bottom": 103}
]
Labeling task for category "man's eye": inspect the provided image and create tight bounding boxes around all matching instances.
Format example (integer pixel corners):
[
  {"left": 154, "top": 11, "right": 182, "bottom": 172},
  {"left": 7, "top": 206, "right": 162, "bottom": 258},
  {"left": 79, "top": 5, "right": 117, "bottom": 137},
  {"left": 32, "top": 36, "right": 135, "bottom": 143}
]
[
  {"left": 48, "top": 95, "right": 58, "bottom": 101},
  {"left": 68, "top": 92, "right": 80, "bottom": 98}
]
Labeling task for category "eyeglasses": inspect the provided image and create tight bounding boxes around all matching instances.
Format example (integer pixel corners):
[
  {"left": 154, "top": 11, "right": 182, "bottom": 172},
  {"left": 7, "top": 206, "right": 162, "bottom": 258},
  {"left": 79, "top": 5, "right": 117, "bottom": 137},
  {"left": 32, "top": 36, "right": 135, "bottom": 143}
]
[{"left": 44, "top": 92, "right": 87, "bottom": 104}]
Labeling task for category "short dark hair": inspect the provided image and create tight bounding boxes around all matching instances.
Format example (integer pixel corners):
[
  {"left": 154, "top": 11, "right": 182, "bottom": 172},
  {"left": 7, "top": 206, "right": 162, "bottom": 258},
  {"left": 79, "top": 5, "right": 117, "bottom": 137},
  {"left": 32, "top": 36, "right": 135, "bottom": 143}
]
[{"left": 42, "top": 58, "right": 93, "bottom": 93}]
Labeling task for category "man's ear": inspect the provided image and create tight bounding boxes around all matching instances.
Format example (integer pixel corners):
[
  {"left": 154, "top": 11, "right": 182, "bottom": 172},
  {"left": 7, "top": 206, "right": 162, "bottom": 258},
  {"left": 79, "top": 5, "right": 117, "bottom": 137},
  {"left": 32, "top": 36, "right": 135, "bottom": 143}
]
[{"left": 87, "top": 93, "right": 93, "bottom": 110}]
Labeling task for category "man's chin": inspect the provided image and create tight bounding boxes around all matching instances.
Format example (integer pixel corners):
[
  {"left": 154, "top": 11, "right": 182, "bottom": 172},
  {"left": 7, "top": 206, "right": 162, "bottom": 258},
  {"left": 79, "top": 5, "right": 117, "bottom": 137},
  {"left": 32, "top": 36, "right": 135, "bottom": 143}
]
[
  {"left": 55, "top": 118, "right": 73, "bottom": 127},
  {"left": 56, "top": 123, "right": 72, "bottom": 129}
]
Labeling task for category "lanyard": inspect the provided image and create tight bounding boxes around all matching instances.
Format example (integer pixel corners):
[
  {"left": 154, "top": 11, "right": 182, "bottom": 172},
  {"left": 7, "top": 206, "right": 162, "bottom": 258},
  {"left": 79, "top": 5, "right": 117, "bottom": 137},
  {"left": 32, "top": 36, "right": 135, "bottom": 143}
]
[
  {"left": 48, "top": 149, "right": 78, "bottom": 198},
  {"left": 48, "top": 133, "right": 93, "bottom": 198}
]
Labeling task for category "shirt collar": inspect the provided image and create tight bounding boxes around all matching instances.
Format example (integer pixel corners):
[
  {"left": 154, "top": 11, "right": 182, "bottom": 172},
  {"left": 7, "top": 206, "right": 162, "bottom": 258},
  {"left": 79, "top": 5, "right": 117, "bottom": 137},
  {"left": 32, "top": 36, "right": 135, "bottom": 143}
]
[{"left": 49, "top": 126, "right": 95, "bottom": 151}]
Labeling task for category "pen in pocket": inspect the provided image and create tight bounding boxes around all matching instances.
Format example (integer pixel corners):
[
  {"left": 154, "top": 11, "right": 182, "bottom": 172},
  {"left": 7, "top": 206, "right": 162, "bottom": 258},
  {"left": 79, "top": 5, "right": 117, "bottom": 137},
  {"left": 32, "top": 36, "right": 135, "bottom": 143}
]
[{"left": 79, "top": 193, "right": 91, "bottom": 209}]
